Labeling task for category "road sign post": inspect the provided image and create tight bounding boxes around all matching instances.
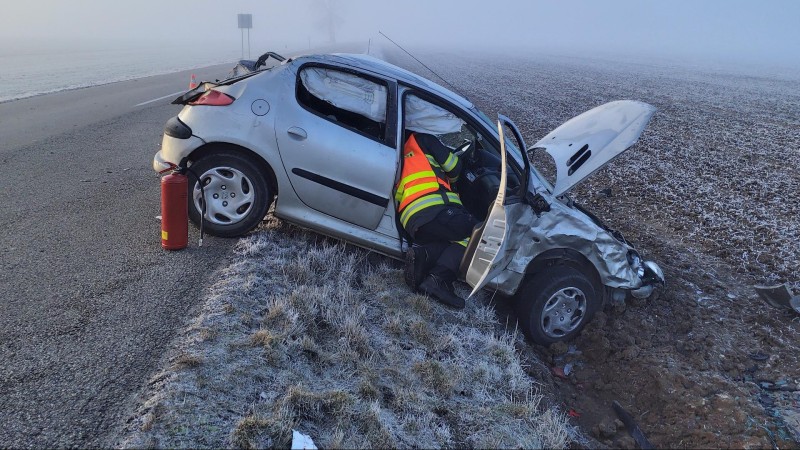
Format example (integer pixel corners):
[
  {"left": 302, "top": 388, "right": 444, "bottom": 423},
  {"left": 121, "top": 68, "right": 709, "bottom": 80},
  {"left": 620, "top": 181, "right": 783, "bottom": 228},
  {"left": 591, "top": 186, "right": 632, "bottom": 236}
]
[{"left": 238, "top": 13, "right": 253, "bottom": 59}]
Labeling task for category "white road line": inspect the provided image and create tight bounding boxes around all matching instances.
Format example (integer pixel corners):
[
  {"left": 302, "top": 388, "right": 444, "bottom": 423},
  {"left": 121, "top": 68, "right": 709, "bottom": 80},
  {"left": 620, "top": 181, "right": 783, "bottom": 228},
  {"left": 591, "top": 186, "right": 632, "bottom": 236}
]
[{"left": 134, "top": 90, "right": 186, "bottom": 107}]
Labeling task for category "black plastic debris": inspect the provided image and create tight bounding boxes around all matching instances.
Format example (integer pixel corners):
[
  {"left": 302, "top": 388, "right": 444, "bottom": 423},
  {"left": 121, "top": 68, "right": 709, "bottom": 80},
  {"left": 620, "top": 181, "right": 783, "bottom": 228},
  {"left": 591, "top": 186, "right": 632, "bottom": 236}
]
[
  {"left": 748, "top": 351, "right": 770, "bottom": 361},
  {"left": 754, "top": 283, "right": 800, "bottom": 314}
]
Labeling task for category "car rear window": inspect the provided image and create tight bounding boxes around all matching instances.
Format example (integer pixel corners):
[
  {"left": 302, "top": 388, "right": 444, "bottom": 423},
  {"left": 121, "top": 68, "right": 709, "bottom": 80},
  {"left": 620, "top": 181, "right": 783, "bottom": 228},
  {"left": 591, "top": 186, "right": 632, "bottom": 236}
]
[{"left": 297, "top": 66, "right": 387, "bottom": 142}]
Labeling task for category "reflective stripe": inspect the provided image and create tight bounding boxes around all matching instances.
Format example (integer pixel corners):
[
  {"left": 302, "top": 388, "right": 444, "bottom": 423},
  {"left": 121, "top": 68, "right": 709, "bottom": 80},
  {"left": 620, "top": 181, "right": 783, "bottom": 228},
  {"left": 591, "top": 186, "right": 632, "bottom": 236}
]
[
  {"left": 399, "top": 182, "right": 440, "bottom": 210},
  {"left": 425, "top": 151, "right": 457, "bottom": 172},
  {"left": 421, "top": 156, "right": 450, "bottom": 190},
  {"left": 396, "top": 134, "right": 454, "bottom": 215},
  {"left": 400, "top": 192, "right": 462, "bottom": 227},
  {"left": 444, "top": 191, "right": 461, "bottom": 203},
  {"left": 400, "top": 196, "right": 442, "bottom": 227},
  {"left": 396, "top": 170, "right": 438, "bottom": 202},
  {"left": 403, "top": 181, "right": 440, "bottom": 199},
  {"left": 442, "top": 153, "right": 458, "bottom": 172},
  {"left": 452, "top": 238, "right": 469, "bottom": 247},
  {"left": 400, "top": 170, "right": 437, "bottom": 185}
]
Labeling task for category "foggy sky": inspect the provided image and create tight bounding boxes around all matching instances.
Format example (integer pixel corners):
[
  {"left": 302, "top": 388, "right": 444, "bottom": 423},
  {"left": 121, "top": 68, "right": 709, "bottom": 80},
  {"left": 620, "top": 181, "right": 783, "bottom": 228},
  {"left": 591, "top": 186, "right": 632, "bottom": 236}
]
[{"left": 1, "top": 0, "right": 798, "bottom": 68}]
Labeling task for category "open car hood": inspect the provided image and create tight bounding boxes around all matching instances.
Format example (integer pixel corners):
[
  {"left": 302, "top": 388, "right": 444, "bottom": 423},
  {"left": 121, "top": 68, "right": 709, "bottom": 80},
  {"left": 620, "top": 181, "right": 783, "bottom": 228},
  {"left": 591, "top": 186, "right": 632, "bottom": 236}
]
[{"left": 531, "top": 100, "right": 656, "bottom": 196}]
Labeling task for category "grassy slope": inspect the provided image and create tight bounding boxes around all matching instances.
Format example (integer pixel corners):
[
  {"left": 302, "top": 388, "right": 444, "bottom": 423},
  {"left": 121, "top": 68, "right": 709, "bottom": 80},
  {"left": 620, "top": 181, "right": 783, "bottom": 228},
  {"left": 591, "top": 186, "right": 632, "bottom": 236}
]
[{"left": 120, "top": 219, "right": 575, "bottom": 448}]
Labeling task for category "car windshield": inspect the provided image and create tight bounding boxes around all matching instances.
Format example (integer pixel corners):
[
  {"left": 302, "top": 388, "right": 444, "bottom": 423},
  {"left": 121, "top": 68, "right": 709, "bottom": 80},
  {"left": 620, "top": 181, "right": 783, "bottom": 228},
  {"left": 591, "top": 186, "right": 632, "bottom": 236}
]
[
  {"left": 470, "top": 106, "right": 521, "bottom": 153},
  {"left": 470, "top": 106, "right": 554, "bottom": 193}
]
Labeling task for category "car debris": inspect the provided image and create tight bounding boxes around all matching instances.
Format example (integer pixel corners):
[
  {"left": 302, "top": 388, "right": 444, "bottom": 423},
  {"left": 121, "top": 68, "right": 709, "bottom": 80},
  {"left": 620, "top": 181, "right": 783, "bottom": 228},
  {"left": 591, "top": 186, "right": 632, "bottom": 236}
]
[
  {"left": 291, "top": 429, "right": 317, "bottom": 450},
  {"left": 612, "top": 400, "right": 653, "bottom": 450},
  {"left": 748, "top": 351, "right": 770, "bottom": 361},
  {"left": 552, "top": 366, "right": 568, "bottom": 380},
  {"left": 759, "top": 380, "right": 799, "bottom": 392},
  {"left": 754, "top": 283, "right": 800, "bottom": 314}
]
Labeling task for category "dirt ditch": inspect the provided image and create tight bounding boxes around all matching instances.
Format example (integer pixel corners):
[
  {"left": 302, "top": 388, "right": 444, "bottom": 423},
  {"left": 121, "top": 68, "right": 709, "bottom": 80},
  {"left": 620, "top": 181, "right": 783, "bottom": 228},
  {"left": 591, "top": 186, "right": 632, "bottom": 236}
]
[{"left": 518, "top": 231, "right": 800, "bottom": 449}]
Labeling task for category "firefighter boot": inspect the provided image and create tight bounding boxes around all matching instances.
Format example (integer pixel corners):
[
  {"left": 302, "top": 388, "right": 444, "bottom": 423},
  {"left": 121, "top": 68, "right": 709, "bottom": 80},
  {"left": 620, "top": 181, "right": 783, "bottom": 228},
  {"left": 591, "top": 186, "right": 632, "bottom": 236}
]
[
  {"left": 404, "top": 247, "right": 428, "bottom": 292},
  {"left": 419, "top": 274, "right": 465, "bottom": 309}
]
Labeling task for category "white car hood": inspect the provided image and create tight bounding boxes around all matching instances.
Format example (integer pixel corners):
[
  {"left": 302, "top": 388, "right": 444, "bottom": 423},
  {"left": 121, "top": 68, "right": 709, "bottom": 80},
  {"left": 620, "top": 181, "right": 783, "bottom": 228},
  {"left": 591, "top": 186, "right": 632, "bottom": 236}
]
[{"left": 531, "top": 100, "right": 656, "bottom": 196}]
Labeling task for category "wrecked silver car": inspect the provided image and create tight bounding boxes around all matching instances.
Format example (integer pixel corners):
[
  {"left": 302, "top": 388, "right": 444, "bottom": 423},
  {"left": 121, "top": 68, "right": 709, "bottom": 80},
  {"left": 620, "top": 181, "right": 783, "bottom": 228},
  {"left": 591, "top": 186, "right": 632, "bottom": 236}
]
[{"left": 153, "top": 51, "right": 664, "bottom": 345}]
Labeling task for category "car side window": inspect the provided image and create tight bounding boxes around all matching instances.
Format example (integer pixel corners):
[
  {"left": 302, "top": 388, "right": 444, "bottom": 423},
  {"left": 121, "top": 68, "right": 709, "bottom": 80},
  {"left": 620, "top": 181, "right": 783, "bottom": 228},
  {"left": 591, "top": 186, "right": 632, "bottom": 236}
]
[{"left": 297, "top": 66, "right": 387, "bottom": 143}]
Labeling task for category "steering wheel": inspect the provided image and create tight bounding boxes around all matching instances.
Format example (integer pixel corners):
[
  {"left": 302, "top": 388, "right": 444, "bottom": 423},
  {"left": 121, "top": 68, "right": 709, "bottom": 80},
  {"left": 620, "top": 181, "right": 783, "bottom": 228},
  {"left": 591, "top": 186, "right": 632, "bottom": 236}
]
[{"left": 454, "top": 139, "right": 477, "bottom": 165}]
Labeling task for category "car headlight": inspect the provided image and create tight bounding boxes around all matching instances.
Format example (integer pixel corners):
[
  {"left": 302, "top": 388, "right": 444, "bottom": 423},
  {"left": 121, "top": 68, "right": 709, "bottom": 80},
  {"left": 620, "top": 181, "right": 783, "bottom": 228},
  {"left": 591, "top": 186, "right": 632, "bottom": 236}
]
[
  {"left": 627, "top": 250, "right": 645, "bottom": 278},
  {"left": 643, "top": 261, "right": 665, "bottom": 285}
]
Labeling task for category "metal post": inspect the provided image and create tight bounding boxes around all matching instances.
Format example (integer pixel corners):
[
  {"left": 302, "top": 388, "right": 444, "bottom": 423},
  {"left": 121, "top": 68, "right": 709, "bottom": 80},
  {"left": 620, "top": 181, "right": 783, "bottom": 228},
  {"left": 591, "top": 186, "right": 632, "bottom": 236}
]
[{"left": 238, "top": 13, "right": 252, "bottom": 60}]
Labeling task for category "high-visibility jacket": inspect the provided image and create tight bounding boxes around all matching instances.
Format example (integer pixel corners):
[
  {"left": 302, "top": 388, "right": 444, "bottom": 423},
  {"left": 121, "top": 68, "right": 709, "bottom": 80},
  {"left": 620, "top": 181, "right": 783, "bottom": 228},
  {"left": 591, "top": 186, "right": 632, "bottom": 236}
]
[{"left": 395, "top": 133, "right": 462, "bottom": 228}]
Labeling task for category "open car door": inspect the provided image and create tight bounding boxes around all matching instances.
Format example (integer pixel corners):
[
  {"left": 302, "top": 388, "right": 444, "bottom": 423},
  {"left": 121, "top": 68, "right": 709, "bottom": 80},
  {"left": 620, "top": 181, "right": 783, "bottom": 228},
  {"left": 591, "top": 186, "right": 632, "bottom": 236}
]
[{"left": 463, "top": 115, "right": 526, "bottom": 297}]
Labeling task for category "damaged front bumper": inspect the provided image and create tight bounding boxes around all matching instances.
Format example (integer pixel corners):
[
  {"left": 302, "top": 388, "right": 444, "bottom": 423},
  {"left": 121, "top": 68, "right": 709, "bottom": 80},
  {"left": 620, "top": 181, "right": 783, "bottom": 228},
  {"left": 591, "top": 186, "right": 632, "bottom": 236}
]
[
  {"left": 630, "top": 260, "right": 665, "bottom": 298},
  {"left": 490, "top": 198, "right": 665, "bottom": 300}
]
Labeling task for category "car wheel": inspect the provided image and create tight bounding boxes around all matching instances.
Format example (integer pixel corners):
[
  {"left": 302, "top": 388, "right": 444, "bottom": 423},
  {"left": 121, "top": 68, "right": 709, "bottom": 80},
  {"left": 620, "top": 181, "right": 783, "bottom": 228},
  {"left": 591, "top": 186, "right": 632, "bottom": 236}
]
[
  {"left": 187, "top": 152, "right": 271, "bottom": 237},
  {"left": 515, "top": 265, "right": 598, "bottom": 346}
]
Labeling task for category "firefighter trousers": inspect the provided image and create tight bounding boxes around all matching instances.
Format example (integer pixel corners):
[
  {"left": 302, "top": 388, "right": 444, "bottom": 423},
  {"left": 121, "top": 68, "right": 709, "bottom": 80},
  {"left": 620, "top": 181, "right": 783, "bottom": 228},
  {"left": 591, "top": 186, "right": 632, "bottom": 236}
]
[{"left": 410, "top": 206, "right": 479, "bottom": 284}]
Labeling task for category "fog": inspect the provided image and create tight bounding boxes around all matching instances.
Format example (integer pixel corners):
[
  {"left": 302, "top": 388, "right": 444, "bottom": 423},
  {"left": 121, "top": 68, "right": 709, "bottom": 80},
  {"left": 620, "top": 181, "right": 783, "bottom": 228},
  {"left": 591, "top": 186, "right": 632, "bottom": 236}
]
[{"left": 1, "top": 0, "right": 798, "bottom": 69}]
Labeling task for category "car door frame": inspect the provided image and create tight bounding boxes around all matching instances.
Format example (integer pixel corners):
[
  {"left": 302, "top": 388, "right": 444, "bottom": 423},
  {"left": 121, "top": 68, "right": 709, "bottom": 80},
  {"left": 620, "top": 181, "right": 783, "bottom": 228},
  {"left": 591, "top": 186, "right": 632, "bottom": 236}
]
[
  {"left": 393, "top": 85, "right": 471, "bottom": 247},
  {"left": 463, "top": 115, "right": 531, "bottom": 296}
]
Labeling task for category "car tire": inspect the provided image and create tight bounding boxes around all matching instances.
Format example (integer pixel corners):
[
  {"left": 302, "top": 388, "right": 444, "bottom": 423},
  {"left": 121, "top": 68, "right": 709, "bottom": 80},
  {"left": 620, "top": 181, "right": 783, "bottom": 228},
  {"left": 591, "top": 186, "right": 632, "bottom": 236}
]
[
  {"left": 187, "top": 152, "right": 271, "bottom": 237},
  {"left": 514, "top": 265, "right": 599, "bottom": 346}
]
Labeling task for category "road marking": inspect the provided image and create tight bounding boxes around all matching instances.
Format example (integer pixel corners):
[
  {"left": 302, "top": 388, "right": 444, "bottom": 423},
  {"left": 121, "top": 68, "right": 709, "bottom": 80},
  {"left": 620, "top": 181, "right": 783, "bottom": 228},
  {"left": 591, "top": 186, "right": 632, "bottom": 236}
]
[{"left": 134, "top": 90, "right": 186, "bottom": 107}]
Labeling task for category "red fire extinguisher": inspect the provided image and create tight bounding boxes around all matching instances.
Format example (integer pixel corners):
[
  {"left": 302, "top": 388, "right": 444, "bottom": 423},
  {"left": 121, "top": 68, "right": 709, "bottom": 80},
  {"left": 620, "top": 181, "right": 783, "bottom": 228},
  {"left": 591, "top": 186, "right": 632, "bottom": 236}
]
[{"left": 161, "top": 171, "right": 188, "bottom": 250}]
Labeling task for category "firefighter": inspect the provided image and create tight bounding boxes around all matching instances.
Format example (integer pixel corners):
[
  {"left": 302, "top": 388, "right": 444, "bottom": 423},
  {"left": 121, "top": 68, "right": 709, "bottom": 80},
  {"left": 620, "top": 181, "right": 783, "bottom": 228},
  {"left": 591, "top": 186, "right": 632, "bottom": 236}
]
[{"left": 396, "top": 131, "right": 478, "bottom": 309}]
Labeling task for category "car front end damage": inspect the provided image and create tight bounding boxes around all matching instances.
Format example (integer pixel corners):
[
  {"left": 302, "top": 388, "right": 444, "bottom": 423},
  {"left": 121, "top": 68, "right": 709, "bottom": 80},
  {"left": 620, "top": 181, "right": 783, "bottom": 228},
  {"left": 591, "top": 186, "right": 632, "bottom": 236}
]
[
  {"left": 464, "top": 100, "right": 663, "bottom": 308},
  {"left": 488, "top": 196, "right": 664, "bottom": 303}
]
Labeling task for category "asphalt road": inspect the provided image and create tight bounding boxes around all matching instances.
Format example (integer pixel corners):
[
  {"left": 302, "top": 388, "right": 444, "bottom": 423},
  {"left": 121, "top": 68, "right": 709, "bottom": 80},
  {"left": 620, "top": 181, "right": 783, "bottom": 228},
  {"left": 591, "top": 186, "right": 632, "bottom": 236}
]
[{"left": 0, "top": 64, "right": 240, "bottom": 447}]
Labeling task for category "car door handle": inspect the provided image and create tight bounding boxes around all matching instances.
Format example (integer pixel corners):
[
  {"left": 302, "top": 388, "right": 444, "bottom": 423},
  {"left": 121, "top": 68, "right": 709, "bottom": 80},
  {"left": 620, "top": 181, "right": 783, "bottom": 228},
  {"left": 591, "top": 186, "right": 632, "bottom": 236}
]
[{"left": 287, "top": 127, "right": 307, "bottom": 140}]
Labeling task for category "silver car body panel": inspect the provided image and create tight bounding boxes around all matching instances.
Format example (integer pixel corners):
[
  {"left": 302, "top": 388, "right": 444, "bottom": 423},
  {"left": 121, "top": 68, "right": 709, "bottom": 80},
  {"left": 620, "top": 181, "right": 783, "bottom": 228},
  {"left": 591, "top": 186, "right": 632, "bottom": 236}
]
[
  {"left": 486, "top": 198, "right": 644, "bottom": 297},
  {"left": 273, "top": 66, "right": 397, "bottom": 230},
  {"left": 532, "top": 100, "right": 657, "bottom": 197}
]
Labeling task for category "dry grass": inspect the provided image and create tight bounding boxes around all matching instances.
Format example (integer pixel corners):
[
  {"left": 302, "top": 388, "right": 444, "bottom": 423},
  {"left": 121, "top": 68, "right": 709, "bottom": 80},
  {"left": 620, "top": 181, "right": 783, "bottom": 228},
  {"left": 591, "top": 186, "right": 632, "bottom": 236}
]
[
  {"left": 170, "top": 353, "right": 202, "bottom": 370},
  {"left": 119, "top": 217, "right": 574, "bottom": 448}
]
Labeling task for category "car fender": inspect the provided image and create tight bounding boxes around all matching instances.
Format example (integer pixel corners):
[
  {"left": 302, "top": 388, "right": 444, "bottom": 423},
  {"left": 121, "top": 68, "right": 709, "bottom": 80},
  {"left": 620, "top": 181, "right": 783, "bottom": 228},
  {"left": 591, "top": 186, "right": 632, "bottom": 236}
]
[
  {"left": 173, "top": 78, "right": 290, "bottom": 204},
  {"left": 489, "top": 198, "right": 643, "bottom": 296}
]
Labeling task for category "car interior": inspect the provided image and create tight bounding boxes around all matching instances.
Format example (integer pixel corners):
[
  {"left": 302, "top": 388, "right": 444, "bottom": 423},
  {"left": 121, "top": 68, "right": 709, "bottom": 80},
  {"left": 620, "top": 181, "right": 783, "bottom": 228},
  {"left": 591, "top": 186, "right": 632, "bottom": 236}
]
[{"left": 402, "top": 95, "right": 521, "bottom": 224}]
